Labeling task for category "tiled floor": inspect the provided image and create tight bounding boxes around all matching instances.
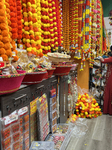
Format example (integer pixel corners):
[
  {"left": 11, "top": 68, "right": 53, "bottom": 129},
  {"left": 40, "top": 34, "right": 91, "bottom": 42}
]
[{"left": 66, "top": 115, "right": 112, "bottom": 150}]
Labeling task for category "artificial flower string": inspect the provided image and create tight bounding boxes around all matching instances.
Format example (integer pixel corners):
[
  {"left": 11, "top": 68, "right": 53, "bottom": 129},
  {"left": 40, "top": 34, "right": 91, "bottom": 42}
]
[
  {"left": 41, "top": 0, "right": 51, "bottom": 54},
  {"left": 9, "top": 0, "right": 18, "bottom": 39},
  {"left": 62, "top": 0, "right": 69, "bottom": 51},
  {"left": 48, "top": 0, "right": 54, "bottom": 51},
  {"left": 69, "top": 0, "right": 76, "bottom": 53},
  {"left": 58, "top": 0, "right": 63, "bottom": 47},
  {"left": 16, "top": 0, "right": 23, "bottom": 45},
  {"left": 55, "top": 0, "right": 61, "bottom": 46},
  {"left": 52, "top": 0, "right": 59, "bottom": 51},
  {"left": 5, "top": 0, "right": 18, "bottom": 61},
  {"left": 0, "top": 0, "right": 11, "bottom": 60},
  {"left": 78, "top": 0, "right": 84, "bottom": 59}
]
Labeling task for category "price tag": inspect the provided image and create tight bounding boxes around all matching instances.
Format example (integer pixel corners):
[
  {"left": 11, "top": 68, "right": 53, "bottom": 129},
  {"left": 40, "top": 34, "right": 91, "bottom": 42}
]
[{"left": 0, "top": 61, "right": 6, "bottom": 69}]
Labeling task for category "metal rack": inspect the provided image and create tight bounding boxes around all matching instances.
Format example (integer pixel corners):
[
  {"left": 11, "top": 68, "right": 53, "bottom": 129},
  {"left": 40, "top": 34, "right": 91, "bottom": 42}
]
[{"left": 0, "top": 75, "right": 70, "bottom": 149}]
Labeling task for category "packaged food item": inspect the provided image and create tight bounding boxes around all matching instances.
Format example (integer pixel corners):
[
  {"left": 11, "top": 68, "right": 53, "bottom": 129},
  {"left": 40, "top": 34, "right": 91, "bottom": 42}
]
[
  {"left": 24, "top": 130, "right": 29, "bottom": 139},
  {"left": 2, "top": 127, "right": 11, "bottom": 140},
  {"left": 24, "top": 114, "right": 29, "bottom": 123},
  {"left": 12, "top": 132, "right": 20, "bottom": 142},
  {"left": 12, "top": 141, "right": 20, "bottom": 150},
  {"left": 46, "top": 134, "right": 65, "bottom": 150},
  {"left": 20, "top": 118, "right": 23, "bottom": 126},
  {"left": 20, "top": 143, "right": 23, "bottom": 150},
  {"left": 20, "top": 126, "right": 23, "bottom": 134},
  {"left": 18, "top": 106, "right": 29, "bottom": 150},
  {"left": 37, "top": 94, "right": 49, "bottom": 141},
  {"left": 49, "top": 89, "right": 57, "bottom": 133},
  {"left": 24, "top": 137, "right": 29, "bottom": 148},
  {"left": 20, "top": 135, "right": 23, "bottom": 143},
  {"left": 52, "top": 124, "right": 57, "bottom": 133},
  {"left": 2, "top": 137, "right": 11, "bottom": 150},
  {"left": 11, "top": 123, "right": 19, "bottom": 133},
  {"left": 24, "top": 122, "right": 29, "bottom": 131}
]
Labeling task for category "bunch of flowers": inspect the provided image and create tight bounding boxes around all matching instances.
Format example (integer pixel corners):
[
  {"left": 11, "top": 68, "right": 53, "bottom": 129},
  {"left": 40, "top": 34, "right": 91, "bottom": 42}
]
[{"left": 75, "top": 93, "right": 102, "bottom": 118}]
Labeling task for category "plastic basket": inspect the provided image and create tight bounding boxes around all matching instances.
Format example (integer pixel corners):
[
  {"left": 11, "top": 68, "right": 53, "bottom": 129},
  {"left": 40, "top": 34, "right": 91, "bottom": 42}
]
[
  {"left": 47, "top": 53, "right": 71, "bottom": 64},
  {"left": 47, "top": 68, "right": 56, "bottom": 78},
  {"left": 53, "top": 65, "right": 72, "bottom": 76},
  {"left": 22, "top": 71, "right": 47, "bottom": 85},
  {"left": 0, "top": 70, "right": 26, "bottom": 95}
]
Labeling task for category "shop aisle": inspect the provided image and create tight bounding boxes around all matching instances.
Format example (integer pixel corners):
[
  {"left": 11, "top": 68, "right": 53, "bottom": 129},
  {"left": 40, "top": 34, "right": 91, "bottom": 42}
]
[{"left": 66, "top": 115, "right": 112, "bottom": 150}]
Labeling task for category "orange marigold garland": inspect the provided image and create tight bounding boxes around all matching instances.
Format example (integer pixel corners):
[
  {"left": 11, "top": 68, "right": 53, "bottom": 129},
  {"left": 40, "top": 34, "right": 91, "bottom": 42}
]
[
  {"left": 0, "top": 0, "right": 10, "bottom": 60},
  {"left": 63, "top": 0, "right": 69, "bottom": 51},
  {"left": 9, "top": 0, "right": 18, "bottom": 39},
  {"left": 69, "top": 0, "right": 75, "bottom": 52},
  {"left": 58, "top": 0, "right": 63, "bottom": 46},
  {"left": 5, "top": 0, "right": 18, "bottom": 59},
  {"left": 53, "top": 0, "right": 59, "bottom": 50},
  {"left": 16, "top": 0, "right": 23, "bottom": 45}
]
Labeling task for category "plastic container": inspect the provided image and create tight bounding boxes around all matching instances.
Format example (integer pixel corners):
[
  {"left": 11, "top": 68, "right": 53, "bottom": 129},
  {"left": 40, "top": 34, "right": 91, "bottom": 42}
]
[
  {"left": 46, "top": 134, "right": 66, "bottom": 150},
  {"left": 12, "top": 141, "right": 20, "bottom": 150},
  {"left": 47, "top": 68, "right": 56, "bottom": 78},
  {"left": 12, "top": 132, "right": 20, "bottom": 142},
  {"left": 53, "top": 65, "right": 72, "bottom": 76},
  {"left": 54, "top": 123, "right": 69, "bottom": 134},
  {"left": 0, "top": 70, "right": 26, "bottom": 95},
  {"left": 11, "top": 123, "right": 20, "bottom": 134},
  {"left": 22, "top": 71, "right": 47, "bottom": 85},
  {"left": 2, "top": 137, "right": 11, "bottom": 150},
  {"left": 30, "top": 141, "right": 54, "bottom": 150},
  {"left": 1, "top": 127, "right": 11, "bottom": 140}
]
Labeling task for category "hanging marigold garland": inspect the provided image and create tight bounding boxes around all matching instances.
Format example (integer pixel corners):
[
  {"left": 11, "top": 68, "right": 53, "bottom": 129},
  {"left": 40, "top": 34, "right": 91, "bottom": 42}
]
[
  {"left": 48, "top": 0, "right": 54, "bottom": 51},
  {"left": 41, "top": 0, "right": 51, "bottom": 54},
  {"left": 58, "top": 0, "right": 63, "bottom": 46},
  {"left": 0, "top": 0, "right": 18, "bottom": 61},
  {"left": 9, "top": 0, "right": 18, "bottom": 39},
  {"left": 16, "top": 0, "right": 23, "bottom": 46},
  {"left": 62, "top": 0, "right": 69, "bottom": 51},
  {"left": 69, "top": 0, "right": 75, "bottom": 51}
]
